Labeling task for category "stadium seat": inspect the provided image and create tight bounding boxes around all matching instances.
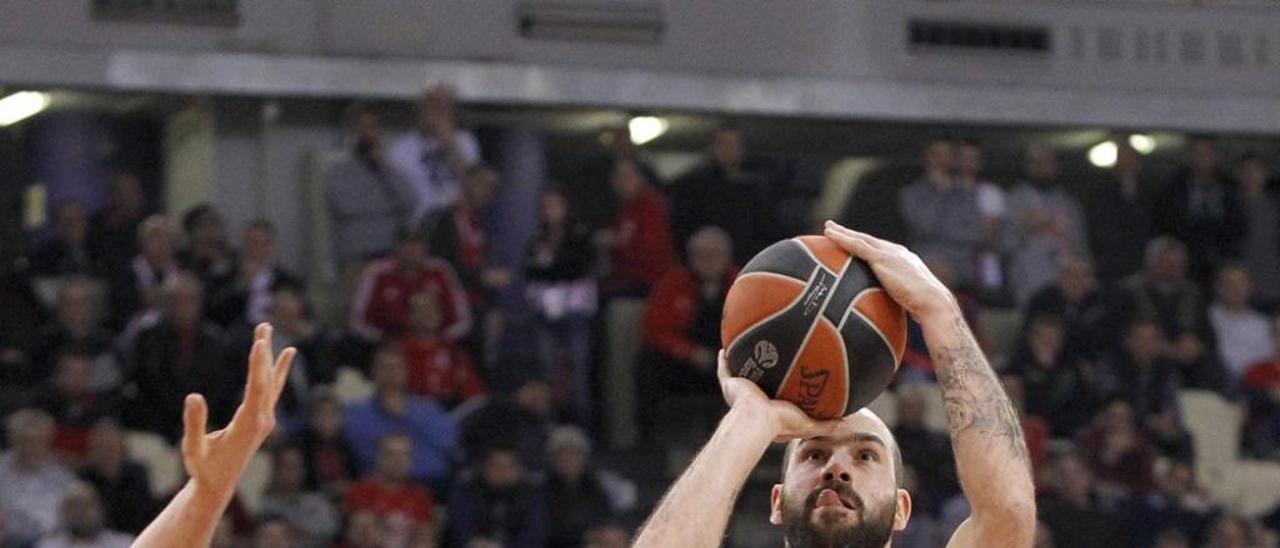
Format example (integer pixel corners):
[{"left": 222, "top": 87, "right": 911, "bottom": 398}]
[
  {"left": 1177, "top": 389, "right": 1244, "bottom": 480},
  {"left": 236, "top": 451, "right": 273, "bottom": 513},
  {"left": 124, "top": 430, "right": 184, "bottom": 497},
  {"left": 1214, "top": 460, "right": 1280, "bottom": 518},
  {"left": 866, "top": 390, "right": 898, "bottom": 427},
  {"left": 604, "top": 298, "right": 647, "bottom": 449},
  {"left": 331, "top": 366, "right": 374, "bottom": 403}
]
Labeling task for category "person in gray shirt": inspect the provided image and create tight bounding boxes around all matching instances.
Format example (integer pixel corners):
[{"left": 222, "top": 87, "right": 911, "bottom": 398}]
[
  {"left": 899, "top": 139, "right": 984, "bottom": 286},
  {"left": 1004, "top": 145, "right": 1088, "bottom": 305}
]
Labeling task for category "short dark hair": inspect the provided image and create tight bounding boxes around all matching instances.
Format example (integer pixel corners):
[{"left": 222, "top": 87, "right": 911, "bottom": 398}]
[
  {"left": 780, "top": 428, "right": 905, "bottom": 489},
  {"left": 181, "top": 203, "right": 220, "bottom": 234}
]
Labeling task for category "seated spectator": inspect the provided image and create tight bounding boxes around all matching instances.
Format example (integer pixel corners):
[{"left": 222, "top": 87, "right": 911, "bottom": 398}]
[
  {"left": 344, "top": 346, "right": 457, "bottom": 488},
  {"left": 1153, "top": 136, "right": 1245, "bottom": 285},
  {"left": 0, "top": 266, "right": 51, "bottom": 413},
  {"left": 258, "top": 443, "right": 340, "bottom": 546},
  {"left": 1106, "top": 321, "right": 1181, "bottom": 420},
  {"left": 582, "top": 521, "right": 632, "bottom": 548},
  {"left": 421, "top": 163, "right": 511, "bottom": 310},
  {"left": 1204, "top": 514, "right": 1265, "bottom": 548},
  {"left": 598, "top": 157, "right": 674, "bottom": 298},
  {"left": 0, "top": 409, "right": 77, "bottom": 545},
  {"left": 125, "top": 274, "right": 234, "bottom": 442},
  {"left": 34, "top": 482, "right": 133, "bottom": 548},
  {"left": 460, "top": 378, "right": 557, "bottom": 473},
  {"left": 344, "top": 434, "right": 436, "bottom": 548},
  {"left": 898, "top": 139, "right": 983, "bottom": 287},
  {"left": 1036, "top": 449, "right": 1127, "bottom": 548},
  {"left": 997, "top": 373, "right": 1050, "bottom": 478},
  {"left": 27, "top": 278, "right": 121, "bottom": 391},
  {"left": 1128, "top": 459, "right": 1221, "bottom": 548},
  {"left": 1024, "top": 255, "right": 1112, "bottom": 361},
  {"left": 448, "top": 445, "right": 546, "bottom": 548},
  {"left": 1115, "top": 237, "right": 1207, "bottom": 341},
  {"left": 296, "top": 391, "right": 360, "bottom": 499},
  {"left": 1168, "top": 328, "right": 1229, "bottom": 395},
  {"left": 209, "top": 514, "right": 239, "bottom": 548},
  {"left": 1144, "top": 406, "right": 1196, "bottom": 463},
  {"left": 30, "top": 201, "right": 94, "bottom": 277},
  {"left": 1075, "top": 399, "right": 1155, "bottom": 496},
  {"left": 230, "top": 285, "right": 336, "bottom": 418},
  {"left": 32, "top": 350, "right": 123, "bottom": 458},
  {"left": 107, "top": 215, "right": 179, "bottom": 329},
  {"left": 76, "top": 419, "right": 154, "bottom": 534},
  {"left": 1241, "top": 314, "right": 1280, "bottom": 458},
  {"left": 1208, "top": 264, "right": 1275, "bottom": 386},
  {"left": 349, "top": 226, "right": 471, "bottom": 343},
  {"left": 668, "top": 124, "right": 774, "bottom": 265},
  {"left": 89, "top": 172, "right": 149, "bottom": 278},
  {"left": 1080, "top": 142, "right": 1155, "bottom": 285},
  {"left": 890, "top": 385, "right": 955, "bottom": 515},
  {"left": 176, "top": 204, "right": 235, "bottom": 286},
  {"left": 526, "top": 187, "right": 598, "bottom": 423},
  {"left": 1237, "top": 152, "right": 1280, "bottom": 308},
  {"left": 1004, "top": 145, "right": 1088, "bottom": 304},
  {"left": 545, "top": 426, "right": 634, "bottom": 548},
  {"left": 335, "top": 511, "right": 384, "bottom": 548},
  {"left": 250, "top": 516, "right": 298, "bottom": 548},
  {"left": 638, "top": 227, "right": 736, "bottom": 439},
  {"left": 207, "top": 220, "right": 302, "bottom": 327},
  {"left": 390, "top": 84, "right": 483, "bottom": 223},
  {"left": 1004, "top": 314, "right": 1094, "bottom": 436},
  {"left": 400, "top": 291, "right": 486, "bottom": 409}
]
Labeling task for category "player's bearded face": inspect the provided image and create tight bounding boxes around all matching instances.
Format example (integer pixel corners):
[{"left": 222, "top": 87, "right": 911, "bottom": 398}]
[{"left": 780, "top": 479, "right": 896, "bottom": 548}]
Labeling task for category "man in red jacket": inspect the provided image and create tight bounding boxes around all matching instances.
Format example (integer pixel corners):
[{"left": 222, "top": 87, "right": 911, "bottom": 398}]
[
  {"left": 599, "top": 157, "right": 675, "bottom": 298},
  {"left": 349, "top": 227, "right": 472, "bottom": 343},
  {"left": 639, "top": 227, "right": 737, "bottom": 440}
]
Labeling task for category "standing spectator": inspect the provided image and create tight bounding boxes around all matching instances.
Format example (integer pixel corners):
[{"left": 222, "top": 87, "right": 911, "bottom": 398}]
[
  {"left": 564, "top": 124, "right": 659, "bottom": 233},
  {"left": 88, "top": 172, "right": 148, "bottom": 278},
  {"left": 77, "top": 419, "right": 154, "bottom": 534},
  {"left": 349, "top": 227, "right": 471, "bottom": 343},
  {"left": 956, "top": 139, "right": 1007, "bottom": 292},
  {"left": 1004, "top": 314, "right": 1094, "bottom": 436},
  {"left": 389, "top": 84, "right": 482, "bottom": 223},
  {"left": 544, "top": 426, "right": 633, "bottom": 548},
  {"left": 1236, "top": 153, "right": 1280, "bottom": 308},
  {"left": 326, "top": 103, "right": 415, "bottom": 297},
  {"left": 400, "top": 290, "right": 487, "bottom": 409},
  {"left": 598, "top": 157, "right": 674, "bottom": 298},
  {"left": 899, "top": 139, "right": 983, "bottom": 286},
  {"left": 1074, "top": 399, "right": 1155, "bottom": 496},
  {"left": 1153, "top": 136, "right": 1246, "bottom": 285},
  {"left": 1024, "top": 255, "right": 1112, "bottom": 361},
  {"left": 1208, "top": 264, "right": 1275, "bottom": 385},
  {"left": 0, "top": 409, "right": 77, "bottom": 546},
  {"left": 107, "top": 215, "right": 179, "bottom": 328},
  {"left": 638, "top": 228, "right": 736, "bottom": 439},
  {"left": 344, "top": 346, "right": 458, "bottom": 488},
  {"left": 258, "top": 443, "right": 340, "bottom": 546},
  {"left": 207, "top": 220, "right": 302, "bottom": 327},
  {"left": 1004, "top": 145, "right": 1088, "bottom": 304},
  {"left": 421, "top": 164, "right": 511, "bottom": 310},
  {"left": 30, "top": 201, "right": 94, "bottom": 277},
  {"left": 125, "top": 274, "right": 233, "bottom": 442},
  {"left": 1241, "top": 314, "right": 1280, "bottom": 458},
  {"left": 28, "top": 279, "right": 121, "bottom": 391},
  {"left": 31, "top": 351, "right": 123, "bottom": 458},
  {"left": 1080, "top": 142, "right": 1156, "bottom": 285},
  {"left": 448, "top": 446, "right": 546, "bottom": 548},
  {"left": 34, "top": 482, "right": 133, "bottom": 548},
  {"left": 177, "top": 204, "right": 235, "bottom": 286},
  {"left": 1115, "top": 237, "right": 1209, "bottom": 342},
  {"left": 1036, "top": 449, "right": 1127, "bottom": 548},
  {"left": 296, "top": 392, "right": 360, "bottom": 499},
  {"left": 526, "top": 187, "right": 598, "bottom": 423},
  {"left": 668, "top": 125, "right": 773, "bottom": 265},
  {"left": 343, "top": 435, "right": 437, "bottom": 548},
  {"left": 1106, "top": 321, "right": 1181, "bottom": 420}
]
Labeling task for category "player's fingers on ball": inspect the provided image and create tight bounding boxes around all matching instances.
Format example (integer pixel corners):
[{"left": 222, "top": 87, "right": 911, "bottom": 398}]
[
  {"left": 182, "top": 394, "right": 208, "bottom": 455},
  {"left": 716, "top": 350, "right": 731, "bottom": 380}
]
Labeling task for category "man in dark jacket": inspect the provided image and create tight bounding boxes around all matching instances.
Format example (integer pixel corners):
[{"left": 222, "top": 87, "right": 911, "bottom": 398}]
[
  {"left": 448, "top": 446, "right": 546, "bottom": 548},
  {"left": 1153, "top": 136, "right": 1245, "bottom": 285},
  {"left": 667, "top": 126, "right": 774, "bottom": 265}
]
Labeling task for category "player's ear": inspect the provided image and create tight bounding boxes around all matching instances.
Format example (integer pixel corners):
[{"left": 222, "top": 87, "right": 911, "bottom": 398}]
[
  {"left": 893, "top": 488, "right": 912, "bottom": 532},
  {"left": 769, "top": 484, "right": 784, "bottom": 525}
]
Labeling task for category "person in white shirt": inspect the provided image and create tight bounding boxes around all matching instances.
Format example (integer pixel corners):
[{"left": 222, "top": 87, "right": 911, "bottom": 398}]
[
  {"left": 389, "top": 84, "right": 482, "bottom": 224},
  {"left": 1208, "top": 264, "right": 1276, "bottom": 385},
  {"left": 0, "top": 410, "right": 77, "bottom": 545},
  {"left": 35, "top": 483, "right": 133, "bottom": 548}
]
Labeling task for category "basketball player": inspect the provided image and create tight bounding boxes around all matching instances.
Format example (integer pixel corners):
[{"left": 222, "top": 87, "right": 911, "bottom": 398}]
[{"left": 130, "top": 223, "right": 1031, "bottom": 548}]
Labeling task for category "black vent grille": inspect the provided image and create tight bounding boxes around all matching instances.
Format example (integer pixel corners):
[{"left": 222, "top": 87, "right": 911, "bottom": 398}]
[
  {"left": 909, "top": 19, "right": 1051, "bottom": 54},
  {"left": 92, "top": 0, "right": 239, "bottom": 26}
]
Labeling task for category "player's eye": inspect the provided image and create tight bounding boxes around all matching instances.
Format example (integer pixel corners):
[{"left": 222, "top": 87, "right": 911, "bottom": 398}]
[
  {"left": 805, "top": 450, "right": 825, "bottom": 461},
  {"left": 857, "top": 450, "right": 878, "bottom": 462}
]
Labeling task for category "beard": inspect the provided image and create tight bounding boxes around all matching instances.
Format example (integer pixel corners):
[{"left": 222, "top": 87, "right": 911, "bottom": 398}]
[{"left": 781, "top": 481, "right": 896, "bottom": 548}]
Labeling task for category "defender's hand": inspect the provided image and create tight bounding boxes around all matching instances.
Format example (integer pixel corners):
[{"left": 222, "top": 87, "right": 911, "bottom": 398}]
[
  {"left": 182, "top": 323, "right": 296, "bottom": 497},
  {"left": 823, "top": 221, "right": 958, "bottom": 322},
  {"left": 717, "top": 352, "right": 840, "bottom": 443}
]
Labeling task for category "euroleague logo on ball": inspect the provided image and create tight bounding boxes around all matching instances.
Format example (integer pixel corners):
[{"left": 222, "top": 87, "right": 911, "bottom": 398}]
[{"left": 753, "top": 340, "right": 779, "bottom": 369}]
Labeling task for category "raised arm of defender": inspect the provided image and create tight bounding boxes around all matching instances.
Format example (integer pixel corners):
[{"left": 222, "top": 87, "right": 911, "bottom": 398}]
[{"left": 824, "top": 222, "right": 1036, "bottom": 548}]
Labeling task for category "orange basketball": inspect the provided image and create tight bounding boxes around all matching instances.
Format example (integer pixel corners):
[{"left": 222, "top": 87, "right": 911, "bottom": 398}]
[{"left": 721, "top": 236, "right": 907, "bottom": 419}]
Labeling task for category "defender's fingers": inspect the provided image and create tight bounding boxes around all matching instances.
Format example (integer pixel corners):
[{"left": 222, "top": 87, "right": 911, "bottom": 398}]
[
  {"left": 270, "top": 347, "right": 297, "bottom": 398},
  {"left": 182, "top": 394, "right": 208, "bottom": 457}
]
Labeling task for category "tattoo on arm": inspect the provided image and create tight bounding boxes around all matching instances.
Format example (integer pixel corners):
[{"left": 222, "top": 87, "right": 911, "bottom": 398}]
[{"left": 932, "top": 317, "right": 1031, "bottom": 466}]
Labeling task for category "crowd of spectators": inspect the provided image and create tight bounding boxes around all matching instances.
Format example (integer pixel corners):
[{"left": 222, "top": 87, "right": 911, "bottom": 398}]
[{"left": 2, "top": 83, "right": 1280, "bottom": 547}]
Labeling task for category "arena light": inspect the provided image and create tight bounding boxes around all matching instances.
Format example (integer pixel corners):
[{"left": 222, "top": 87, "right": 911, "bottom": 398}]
[
  {"left": 0, "top": 91, "right": 50, "bottom": 127},
  {"left": 628, "top": 116, "right": 668, "bottom": 145},
  {"left": 1128, "top": 133, "right": 1157, "bottom": 155},
  {"left": 1088, "top": 140, "right": 1118, "bottom": 168}
]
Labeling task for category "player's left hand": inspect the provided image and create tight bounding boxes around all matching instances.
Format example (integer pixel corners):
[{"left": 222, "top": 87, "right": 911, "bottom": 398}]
[
  {"left": 182, "top": 323, "right": 296, "bottom": 498},
  {"left": 717, "top": 351, "right": 841, "bottom": 443}
]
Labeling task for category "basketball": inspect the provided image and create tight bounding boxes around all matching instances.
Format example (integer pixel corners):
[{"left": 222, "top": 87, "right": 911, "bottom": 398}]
[{"left": 721, "top": 235, "right": 908, "bottom": 419}]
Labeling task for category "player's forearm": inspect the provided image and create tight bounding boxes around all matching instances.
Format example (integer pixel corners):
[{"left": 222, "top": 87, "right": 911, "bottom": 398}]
[
  {"left": 633, "top": 404, "right": 775, "bottom": 548},
  {"left": 131, "top": 480, "right": 231, "bottom": 548},
  {"left": 920, "top": 308, "right": 1035, "bottom": 526}
]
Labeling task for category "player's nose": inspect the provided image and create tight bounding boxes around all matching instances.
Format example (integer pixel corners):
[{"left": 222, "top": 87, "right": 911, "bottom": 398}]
[{"left": 820, "top": 456, "right": 853, "bottom": 483}]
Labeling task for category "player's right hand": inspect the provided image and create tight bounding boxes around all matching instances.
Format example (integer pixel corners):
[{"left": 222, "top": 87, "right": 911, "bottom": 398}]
[{"left": 717, "top": 351, "right": 841, "bottom": 443}]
